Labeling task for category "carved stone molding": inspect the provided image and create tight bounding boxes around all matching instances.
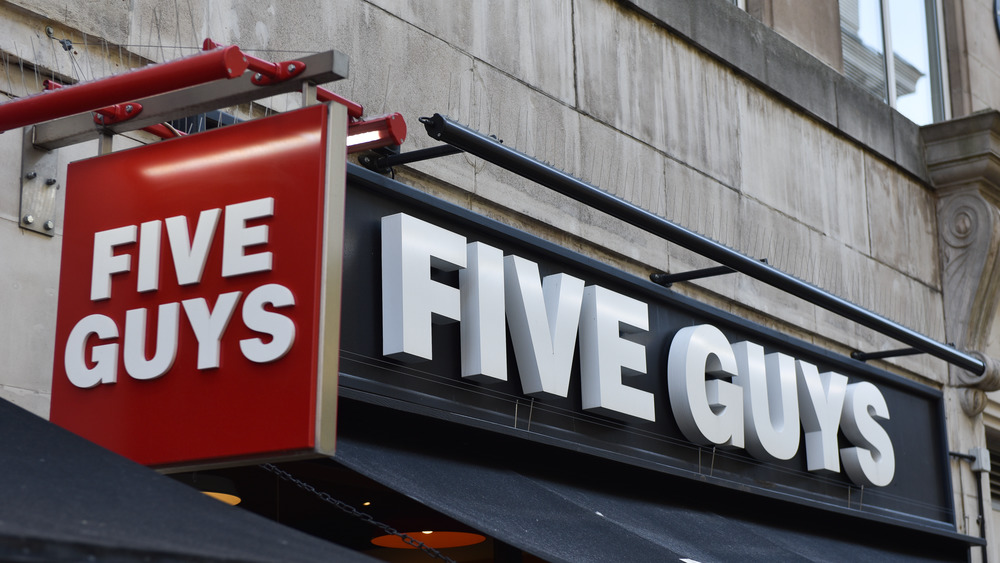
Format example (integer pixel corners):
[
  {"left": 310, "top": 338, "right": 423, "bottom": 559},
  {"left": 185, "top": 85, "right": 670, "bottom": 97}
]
[
  {"left": 937, "top": 190, "right": 1000, "bottom": 352},
  {"left": 960, "top": 388, "right": 988, "bottom": 417},
  {"left": 954, "top": 351, "right": 1000, "bottom": 391},
  {"left": 923, "top": 111, "right": 1000, "bottom": 415},
  {"left": 923, "top": 111, "right": 1000, "bottom": 196}
]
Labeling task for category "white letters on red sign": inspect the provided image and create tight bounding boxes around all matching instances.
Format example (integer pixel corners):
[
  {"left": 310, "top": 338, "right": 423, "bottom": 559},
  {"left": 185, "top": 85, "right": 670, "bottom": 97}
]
[
  {"left": 166, "top": 208, "right": 221, "bottom": 286},
  {"left": 64, "top": 314, "right": 119, "bottom": 388},
  {"left": 91, "top": 225, "right": 137, "bottom": 301},
  {"left": 65, "top": 197, "right": 295, "bottom": 387}
]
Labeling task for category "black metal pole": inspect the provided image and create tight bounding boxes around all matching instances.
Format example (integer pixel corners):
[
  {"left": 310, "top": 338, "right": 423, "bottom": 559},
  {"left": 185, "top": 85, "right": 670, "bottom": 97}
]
[
  {"left": 370, "top": 145, "right": 463, "bottom": 170},
  {"left": 420, "top": 113, "right": 986, "bottom": 375},
  {"left": 650, "top": 265, "right": 735, "bottom": 287},
  {"left": 850, "top": 348, "right": 923, "bottom": 362}
]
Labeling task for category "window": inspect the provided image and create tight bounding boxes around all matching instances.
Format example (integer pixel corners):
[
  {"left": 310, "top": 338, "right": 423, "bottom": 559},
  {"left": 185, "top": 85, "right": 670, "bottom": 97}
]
[
  {"left": 840, "top": 0, "right": 948, "bottom": 124},
  {"left": 989, "top": 443, "right": 1000, "bottom": 541}
]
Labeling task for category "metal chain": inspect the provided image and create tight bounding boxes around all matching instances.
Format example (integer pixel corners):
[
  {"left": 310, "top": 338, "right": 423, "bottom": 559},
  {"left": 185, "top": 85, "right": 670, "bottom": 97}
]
[{"left": 259, "top": 463, "right": 457, "bottom": 563}]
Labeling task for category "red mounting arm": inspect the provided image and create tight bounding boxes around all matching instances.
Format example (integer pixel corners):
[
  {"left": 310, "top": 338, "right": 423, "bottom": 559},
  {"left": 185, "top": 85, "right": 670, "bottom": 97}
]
[
  {"left": 202, "top": 39, "right": 305, "bottom": 86},
  {"left": 317, "top": 89, "right": 364, "bottom": 120},
  {"left": 43, "top": 80, "right": 184, "bottom": 138},
  {"left": 347, "top": 113, "right": 407, "bottom": 153},
  {"left": 92, "top": 103, "right": 143, "bottom": 125},
  {"left": 142, "top": 123, "right": 186, "bottom": 139},
  {"left": 203, "top": 38, "right": 363, "bottom": 120},
  {"left": 0, "top": 46, "right": 248, "bottom": 133}
]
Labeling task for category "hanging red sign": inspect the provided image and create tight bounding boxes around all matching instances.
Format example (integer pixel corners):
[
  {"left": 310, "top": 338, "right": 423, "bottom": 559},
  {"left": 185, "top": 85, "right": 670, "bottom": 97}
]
[{"left": 50, "top": 103, "right": 347, "bottom": 468}]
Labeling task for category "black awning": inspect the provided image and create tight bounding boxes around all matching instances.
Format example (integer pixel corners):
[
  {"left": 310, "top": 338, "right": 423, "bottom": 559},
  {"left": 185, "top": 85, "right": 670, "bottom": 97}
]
[
  {"left": 0, "top": 398, "right": 375, "bottom": 562},
  {"left": 333, "top": 398, "right": 971, "bottom": 563}
]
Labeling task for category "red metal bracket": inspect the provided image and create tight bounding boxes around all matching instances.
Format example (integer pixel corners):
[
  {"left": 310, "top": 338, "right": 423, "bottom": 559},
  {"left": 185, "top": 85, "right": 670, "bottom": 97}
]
[
  {"left": 347, "top": 112, "right": 407, "bottom": 153},
  {"left": 251, "top": 61, "right": 306, "bottom": 85},
  {"left": 43, "top": 81, "right": 144, "bottom": 126},
  {"left": 42, "top": 80, "right": 162, "bottom": 131},
  {"left": 204, "top": 38, "right": 363, "bottom": 120},
  {"left": 203, "top": 39, "right": 305, "bottom": 86},
  {"left": 142, "top": 123, "right": 185, "bottom": 139},
  {"left": 317, "top": 89, "right": 364, "bottom": 120},
  {"left": 44, "top": 80, "right": 181, "bottom": 138},
  {"left": 93, "top": 103, "right": 143, "bottom": 125}
]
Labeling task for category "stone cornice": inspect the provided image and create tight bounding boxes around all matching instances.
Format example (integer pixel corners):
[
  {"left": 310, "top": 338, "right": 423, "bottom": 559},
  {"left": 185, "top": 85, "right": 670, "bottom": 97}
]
[{"left": 922, "top": 111, "right": 1000, "bottom": 202}]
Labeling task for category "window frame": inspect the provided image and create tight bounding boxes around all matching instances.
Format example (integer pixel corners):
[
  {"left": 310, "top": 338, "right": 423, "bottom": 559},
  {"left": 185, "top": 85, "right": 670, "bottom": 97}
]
[{"left": 870, "top": 0, "right": 950, "bottom": 123}]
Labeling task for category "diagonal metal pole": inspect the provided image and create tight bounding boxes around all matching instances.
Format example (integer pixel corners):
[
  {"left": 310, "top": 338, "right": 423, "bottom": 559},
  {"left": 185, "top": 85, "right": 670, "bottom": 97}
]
[{"left": 420, "top": 113, "right": 986, "bottom": 375}]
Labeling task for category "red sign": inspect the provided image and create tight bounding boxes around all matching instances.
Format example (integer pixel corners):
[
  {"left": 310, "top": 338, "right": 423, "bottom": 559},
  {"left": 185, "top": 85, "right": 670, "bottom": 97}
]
[{"left": 50, "top": 104, "right": 346, "bottom": 467}]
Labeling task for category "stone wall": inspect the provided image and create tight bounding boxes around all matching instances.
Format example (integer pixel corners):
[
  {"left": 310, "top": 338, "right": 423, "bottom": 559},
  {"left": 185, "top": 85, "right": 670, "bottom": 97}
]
[
  {"left": 0, "top": 0, "right": 954, "bottom": 415},
  {"left": 945, "top": 0, "right": 1000, "bottom": 116}
]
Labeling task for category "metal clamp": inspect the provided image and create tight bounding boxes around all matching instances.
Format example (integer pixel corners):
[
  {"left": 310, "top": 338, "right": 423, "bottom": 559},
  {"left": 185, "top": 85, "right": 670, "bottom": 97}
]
[
  {"left": 250, "top": 61, "right": 306, "bottom": 85},
  {"left": 43, "top": 80, "right": 145, "bottom": 128},
  {"left": 93, "top": 102, "right": 143, "bottom": 125},
  {"left": 202, "top": 38, "right": 306, "bottom": 87},
  {"left": 359, "top": 145, "right": 463, "bottom": 173},
  {"left": 650, "top": 259, "right": 768, "bottom": 288},
  {"left": 850, "top": 347, "right": 923, "bottom": 362}
]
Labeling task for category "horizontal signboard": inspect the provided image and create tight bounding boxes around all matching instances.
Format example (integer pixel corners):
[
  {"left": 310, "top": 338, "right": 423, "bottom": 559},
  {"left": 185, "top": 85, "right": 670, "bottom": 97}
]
[{"left": 338, "top": 165, "right": 955, "bottom": 533}]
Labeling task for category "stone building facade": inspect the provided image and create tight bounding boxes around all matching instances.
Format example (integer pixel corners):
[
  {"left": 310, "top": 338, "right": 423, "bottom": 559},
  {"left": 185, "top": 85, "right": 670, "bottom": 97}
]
[{"left": 3, "top": 0, "right": 1000, "bottom": 560}]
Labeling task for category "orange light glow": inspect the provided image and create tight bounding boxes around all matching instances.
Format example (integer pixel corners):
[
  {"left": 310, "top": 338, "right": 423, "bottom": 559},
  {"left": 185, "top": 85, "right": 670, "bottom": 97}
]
[{"left": 371, "top": 531, "right": 486, "bottom": 549}]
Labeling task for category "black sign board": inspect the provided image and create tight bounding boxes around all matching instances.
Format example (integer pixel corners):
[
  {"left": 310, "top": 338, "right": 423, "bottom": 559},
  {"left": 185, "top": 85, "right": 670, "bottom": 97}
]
[{"left": 338, "top": 165, "right": 957, "bottom": 536}]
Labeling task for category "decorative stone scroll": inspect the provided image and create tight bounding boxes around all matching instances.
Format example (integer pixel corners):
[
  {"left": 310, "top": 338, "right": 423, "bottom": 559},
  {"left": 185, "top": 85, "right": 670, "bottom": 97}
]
[{"left": 923, "top": 111, "right": 1000, "bottom": 415}]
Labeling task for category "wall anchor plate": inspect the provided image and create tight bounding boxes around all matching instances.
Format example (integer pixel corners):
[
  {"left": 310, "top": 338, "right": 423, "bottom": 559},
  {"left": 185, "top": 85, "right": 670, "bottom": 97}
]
[{"left": 20, "top": 127, "right": 60, "bottom": 237}]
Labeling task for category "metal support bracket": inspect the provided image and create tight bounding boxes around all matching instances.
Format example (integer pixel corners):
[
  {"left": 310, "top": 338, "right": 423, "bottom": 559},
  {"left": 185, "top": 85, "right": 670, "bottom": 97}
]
[
  {"left": 251, "top": 61, "right": 306, "bottom": 85},
  {"left": 29, "top": 49, "right": 349, "bottom": 151},
  {"left": 202, "top": 39, "right": 307, "bottom": 87},
  {"left": 650, "top": 259, "right": 768, "bottom": 288},
  {"left": 44, "top": 80, "right": 146, "bottom": 128},
  {"left": 951, "top": 448, "right": 990, "bottom": 472},
  {"left": 19, "top": 127, "right": 60, "bottom": 236},
  {"left": 358, "top": 144, "right": 463, "bottom": 173},
  {"left": 850, "top": 347, "right": 923, "bottom": 362},
  {"left": 94, "top": 102, "right": 143, "bottom": 125}
]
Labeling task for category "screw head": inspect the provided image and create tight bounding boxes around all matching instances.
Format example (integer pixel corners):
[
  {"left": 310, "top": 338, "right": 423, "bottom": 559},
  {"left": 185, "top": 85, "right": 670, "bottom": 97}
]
[
  {"left": 254, "top": 72, "right": 262, "bottom": 80},
  {"left": 45, "top": 178, "right": 57, "bottom": 186},
  {"left": 25, "top": 171, "right": 37, "bottom": 180},
  {"left": 125, "top": 104, "right": 134, "bottom": 113},
  {"left": 287, "top": 63, "right": 296, "bottom": 73},
  {"left": 44, "top": 221, "right": 54, "bottom": 231},
  {"left": 23, "top": 215, "right": 34, "bottom": 225}
]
